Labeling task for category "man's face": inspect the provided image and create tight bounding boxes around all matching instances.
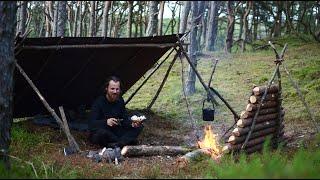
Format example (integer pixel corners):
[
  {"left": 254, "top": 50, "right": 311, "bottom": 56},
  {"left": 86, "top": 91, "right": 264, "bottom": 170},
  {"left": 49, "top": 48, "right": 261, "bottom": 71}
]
[{"left": 106, "top": 80, "right": 121, "bottom": 102}]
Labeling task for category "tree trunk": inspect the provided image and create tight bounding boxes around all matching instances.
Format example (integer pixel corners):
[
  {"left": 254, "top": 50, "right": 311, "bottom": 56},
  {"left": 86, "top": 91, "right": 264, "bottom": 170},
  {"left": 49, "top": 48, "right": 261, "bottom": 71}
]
[
  {"left": 146, "top": 1, "right": 159, "bottom": 36},
  {"left": 196, "top": 1, "right": 205, "bottom": 52},
  {"left": 77, "top": 1, "right": 83, "bottom": 37},
  {"left": 284, "top": 1, "right": 294, "bottom": 34},
  {"left": 225, "top": 1, "right": 237, "bottom": 53},
  {"left": 185, "top": 1, "right": 199, "bottom": 95},
  {"left": 139, "top": 2, "right": 144, "bottom": 37},
  {"left": 101, "top": 1, "right": 110, "bottom": 37},
  {"left": 0, "top": 1, "right": 17, "bottom": 169},
  {"left": 52, "top": 1, "right": 58, "bottom": 36},
  {"left": 18, "top": 1, "right": 27, "bottom": 35},
  {"left": 273, "top": 1, "right": 282, "bottom": 38},
  {"left": 45, "top": 1, "right": 53, "bottom": 37},
  {"left": 179, "top": 1, "right": 191, "bottom": 34},
  {"left": 241, "top": 1, "right": 252, "bottom": 52},
  {"left": 127, "top": 1, "right": 133, "bottom": 37},
  {"left": 89, "top": 1, "right": 96, "bottom": 37},
  {"left": 66, "top": 2, "right": 72, "bottom": 37},
  {"left": 121, "top": 145, "right": 193, "bottom": 157},
  {"left": 158, "top": 1, "right": 165, "bottom": 36},
  {"left": 252, "top": 2, "right": 258, "bottom": 40},
  {"left": 205, "top": 1, "right": 220, "bottom": 51},
  {"left": 56, "top": 1, "right": 67, "bottom": 37},
  {"left": 73, "top": 1, "right": 79, "bottom": 37}
]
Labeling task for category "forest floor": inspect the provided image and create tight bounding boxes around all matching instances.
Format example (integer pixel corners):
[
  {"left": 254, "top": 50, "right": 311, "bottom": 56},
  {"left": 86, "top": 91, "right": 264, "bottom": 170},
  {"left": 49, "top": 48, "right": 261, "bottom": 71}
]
[{"left": 16, "top": 103, "right": 317, "bottom": 179}]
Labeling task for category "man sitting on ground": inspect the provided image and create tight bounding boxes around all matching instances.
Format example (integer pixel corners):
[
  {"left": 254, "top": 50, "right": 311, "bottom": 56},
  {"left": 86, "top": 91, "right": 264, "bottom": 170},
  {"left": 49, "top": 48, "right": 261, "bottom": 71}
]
[{"left": 88, "top": 76, "right": 143, "bottom": 148}]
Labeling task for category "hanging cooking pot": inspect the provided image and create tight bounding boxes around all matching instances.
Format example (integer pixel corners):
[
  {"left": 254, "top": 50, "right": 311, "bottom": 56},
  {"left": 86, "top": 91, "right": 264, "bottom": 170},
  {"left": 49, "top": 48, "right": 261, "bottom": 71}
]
[{"left": 202, "top": 99, "right": 215, "bottom": 121}]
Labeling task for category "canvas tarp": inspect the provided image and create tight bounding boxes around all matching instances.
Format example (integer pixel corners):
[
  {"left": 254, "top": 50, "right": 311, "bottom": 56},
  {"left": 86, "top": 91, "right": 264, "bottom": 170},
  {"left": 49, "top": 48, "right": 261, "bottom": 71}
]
[{"left": 14, "top": 34, "right": 182, "bottom": 118}]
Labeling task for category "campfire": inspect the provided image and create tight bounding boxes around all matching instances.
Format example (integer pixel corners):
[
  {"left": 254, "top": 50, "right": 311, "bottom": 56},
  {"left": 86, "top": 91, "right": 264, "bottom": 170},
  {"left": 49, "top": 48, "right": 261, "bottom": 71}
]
[
  {"left": 177, "top": 125, "right": 223, "bottom": 167},
  {"left": 197, "top": 125, "right": 223, "bottom": 161},
  {"left": 197, "top": 125, "right": 222, "bottom": 159}
]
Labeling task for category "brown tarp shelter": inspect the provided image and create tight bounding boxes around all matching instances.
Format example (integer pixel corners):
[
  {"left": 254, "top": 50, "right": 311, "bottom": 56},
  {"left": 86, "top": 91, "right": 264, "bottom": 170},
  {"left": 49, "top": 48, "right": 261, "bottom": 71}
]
[{"left": 14, "top": 34, "right": 183, "bottom": 118}]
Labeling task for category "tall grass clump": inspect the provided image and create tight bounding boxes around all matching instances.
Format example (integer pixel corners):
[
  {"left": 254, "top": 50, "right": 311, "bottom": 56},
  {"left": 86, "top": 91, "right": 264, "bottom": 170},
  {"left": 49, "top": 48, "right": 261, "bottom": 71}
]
[{"left": 203, "top": 139, "right": 320, "bottom": 179}]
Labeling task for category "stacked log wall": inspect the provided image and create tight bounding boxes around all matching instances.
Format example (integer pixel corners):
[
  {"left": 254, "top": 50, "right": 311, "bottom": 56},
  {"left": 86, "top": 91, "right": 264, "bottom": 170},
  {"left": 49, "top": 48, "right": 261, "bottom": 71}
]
[{"left": 223, "top": 84, "right": 285, "bottom": 154}]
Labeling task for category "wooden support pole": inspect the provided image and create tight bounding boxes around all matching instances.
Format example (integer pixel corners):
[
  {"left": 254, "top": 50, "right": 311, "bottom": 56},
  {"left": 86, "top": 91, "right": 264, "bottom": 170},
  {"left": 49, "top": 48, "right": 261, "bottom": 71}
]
[
  {"left": 176, "top": 37, "right": 219, "bottom": 106},
  {"left": 125, "top": 47, "right": 176, "bottom": 105},
  {"left": 147, "top": 50, "right": 179, "bottom": 110},
  {"left": 15, "top": 62, "right": 80, "bottom": 153}
]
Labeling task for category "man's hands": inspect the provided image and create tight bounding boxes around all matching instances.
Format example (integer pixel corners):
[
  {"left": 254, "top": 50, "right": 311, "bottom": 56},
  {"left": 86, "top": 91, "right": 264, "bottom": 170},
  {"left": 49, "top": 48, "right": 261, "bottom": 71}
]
[
  {"left": 107, "top": 117, "right": 143, "bottom": 128},
  {"left": 131, "top": 120, "right": 143, "bottom": 128},
  {"left": 106, "top": 118, "right": 119, "bottom": 127}
]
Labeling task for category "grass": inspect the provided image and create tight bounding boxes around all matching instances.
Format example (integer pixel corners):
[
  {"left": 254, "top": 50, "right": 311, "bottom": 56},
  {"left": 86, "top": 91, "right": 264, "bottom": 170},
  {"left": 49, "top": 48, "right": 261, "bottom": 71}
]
[{"left": 2, "top": 35, "right": 320, "bottom": 178}]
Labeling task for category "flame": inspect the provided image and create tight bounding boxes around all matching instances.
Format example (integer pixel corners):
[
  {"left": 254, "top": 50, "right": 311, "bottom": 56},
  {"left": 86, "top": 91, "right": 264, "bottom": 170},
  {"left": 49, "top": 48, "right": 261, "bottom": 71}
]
[{"left": 198, "top": 125, "right": 222, "bottom": 158}]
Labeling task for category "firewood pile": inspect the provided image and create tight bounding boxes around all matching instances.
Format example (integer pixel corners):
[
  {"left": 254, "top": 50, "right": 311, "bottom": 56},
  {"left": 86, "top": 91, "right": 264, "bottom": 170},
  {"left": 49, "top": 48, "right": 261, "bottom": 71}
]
[{"left": 222, "top": 84, "right": 285, "bottom": 154}]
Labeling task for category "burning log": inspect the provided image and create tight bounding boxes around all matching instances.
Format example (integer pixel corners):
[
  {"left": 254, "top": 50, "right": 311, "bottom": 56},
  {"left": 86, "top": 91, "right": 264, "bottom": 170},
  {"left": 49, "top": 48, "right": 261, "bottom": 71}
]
[
  {"left": 227, "top": 125, "right": 284, "bottom": 145},
  {"left": 120, "top": 145, "right": 193, "bottom": 157},
  {"left": 249, "top": 94, "right": 278, "bottom": 104},
  {"left": 252, "top": 84, "right": 279, "bottom": 96},
  {"left": 246, "top": 101, "right": 278, "bottom": 111},
  {"left": 240, "top": 107, "right": 281, "bottom": 119},
  {"left": 232, "top": 120, "right": 278, "bottom": 136},
  {"left": 177, "top": 148, "right": 213, "bottom": 167},
  {"left": 237, "top": 111, "right": 284, "bottom": 127}
]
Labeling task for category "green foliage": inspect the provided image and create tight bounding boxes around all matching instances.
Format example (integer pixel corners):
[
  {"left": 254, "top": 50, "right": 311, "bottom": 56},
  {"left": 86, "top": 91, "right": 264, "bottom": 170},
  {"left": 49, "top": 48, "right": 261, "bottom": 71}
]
[
  {"left": 203, "top": 144, "right": 320, "bottom": 179},
  {"left": 10, "top": 123, "right": 51, "bottom": 158}
]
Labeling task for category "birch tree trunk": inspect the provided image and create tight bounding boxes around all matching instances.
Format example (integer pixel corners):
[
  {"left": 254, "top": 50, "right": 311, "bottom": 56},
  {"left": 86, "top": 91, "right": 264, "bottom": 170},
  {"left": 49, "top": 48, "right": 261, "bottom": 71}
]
[
  {"left": 146, "top": 1, "right": 159, "bottom": 36},
  {"left": 52, "top": 1, "right": 58, "bottom": 37},
  {"left": 158, "top": 1, "right": 165, "bottom": 36},
  {"left": 127, "top": 1, "right": 133, "bottom": 37},
  {"left": 18, "top": 1, "right": 27, "bottom": 35},
  {"left": 45, "top": 1, "right": 53, "bottom": 37},
  {"left": 185, "top": 1, "right": 199, "bottom": 95},
  {"left": 0, "top": 1, "right": 16, "bottom": 169},
  {"left": 102, "top": 1, "right": 111, "bottom": 37},
  {"left": 89, "top": 1, "right": 96, "bottom": 37}
]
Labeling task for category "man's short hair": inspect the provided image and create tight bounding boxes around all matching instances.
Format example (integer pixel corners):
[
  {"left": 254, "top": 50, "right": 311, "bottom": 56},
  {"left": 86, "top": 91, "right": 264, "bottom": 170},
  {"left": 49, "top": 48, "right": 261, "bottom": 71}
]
[{"left": 104, "top": 75, "right": 122, "bottom": 90}]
